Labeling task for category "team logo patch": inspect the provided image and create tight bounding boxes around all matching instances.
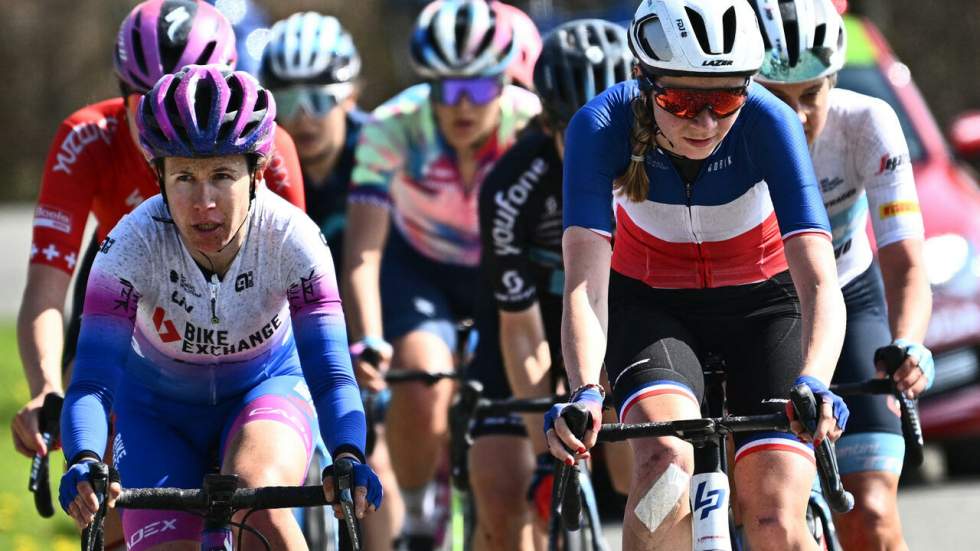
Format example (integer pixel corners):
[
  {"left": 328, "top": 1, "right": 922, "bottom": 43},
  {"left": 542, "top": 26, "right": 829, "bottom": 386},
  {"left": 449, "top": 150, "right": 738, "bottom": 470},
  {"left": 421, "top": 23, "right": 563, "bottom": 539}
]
[
  {"left": 879, "top": 200, "right": 920, "bottom": 219},
  {"left": 876, "top": 153, "right": 910, "bottom": 174},
  {"left": 33, "top": 205, "right": 73, "bottom": 234}
]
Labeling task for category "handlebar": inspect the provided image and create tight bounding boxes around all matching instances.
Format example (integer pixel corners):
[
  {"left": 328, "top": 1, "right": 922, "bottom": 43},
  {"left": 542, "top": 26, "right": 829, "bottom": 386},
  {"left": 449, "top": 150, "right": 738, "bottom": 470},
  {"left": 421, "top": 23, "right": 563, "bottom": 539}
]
[
  {"left": 789, "top": 384, "right": 854, "bottom": 514},
  {"left": 29, "top": 392, "right": 63, "bottom": 518},
  {"left": 874, "top": 344, "right": 926, "bottom": 468},
  {"left": 552, "top": 404, "right": 591, "bottom": 531}
]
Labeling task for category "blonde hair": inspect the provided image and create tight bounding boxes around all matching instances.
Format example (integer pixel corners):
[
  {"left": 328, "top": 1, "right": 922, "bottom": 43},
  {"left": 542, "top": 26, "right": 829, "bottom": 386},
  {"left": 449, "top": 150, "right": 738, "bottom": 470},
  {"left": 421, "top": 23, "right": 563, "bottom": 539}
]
[{"left": 612, "top": 93, "right": 656, "bottom": 203}]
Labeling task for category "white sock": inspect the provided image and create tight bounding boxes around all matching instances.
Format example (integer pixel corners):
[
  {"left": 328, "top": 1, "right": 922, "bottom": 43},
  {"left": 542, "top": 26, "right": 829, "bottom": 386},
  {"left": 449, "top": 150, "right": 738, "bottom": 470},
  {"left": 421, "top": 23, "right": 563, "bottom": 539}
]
[{"left": 401, "top": 481, "right": 437, "bottom": 536}]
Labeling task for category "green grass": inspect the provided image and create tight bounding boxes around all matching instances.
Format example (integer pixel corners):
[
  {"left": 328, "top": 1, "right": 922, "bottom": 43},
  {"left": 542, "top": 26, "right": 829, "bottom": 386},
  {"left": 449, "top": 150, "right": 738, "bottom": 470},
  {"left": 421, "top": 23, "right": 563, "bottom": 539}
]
[{"left": 0, "top": 322, "right": 79, "bottom": 549}]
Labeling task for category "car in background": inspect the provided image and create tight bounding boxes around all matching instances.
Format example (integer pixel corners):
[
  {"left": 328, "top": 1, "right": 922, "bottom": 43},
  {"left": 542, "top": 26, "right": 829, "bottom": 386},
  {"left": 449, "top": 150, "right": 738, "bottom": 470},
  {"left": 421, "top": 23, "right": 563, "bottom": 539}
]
[{"left": 837, "top": 15, "right": 980, "bottom": 476}]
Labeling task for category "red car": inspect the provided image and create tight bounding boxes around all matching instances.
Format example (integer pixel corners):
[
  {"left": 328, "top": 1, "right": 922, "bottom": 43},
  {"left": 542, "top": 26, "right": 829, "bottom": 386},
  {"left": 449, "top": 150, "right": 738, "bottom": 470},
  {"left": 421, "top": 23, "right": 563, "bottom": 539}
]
[{"left": 838, "top": 15, "right": 980, "bottom": 476}]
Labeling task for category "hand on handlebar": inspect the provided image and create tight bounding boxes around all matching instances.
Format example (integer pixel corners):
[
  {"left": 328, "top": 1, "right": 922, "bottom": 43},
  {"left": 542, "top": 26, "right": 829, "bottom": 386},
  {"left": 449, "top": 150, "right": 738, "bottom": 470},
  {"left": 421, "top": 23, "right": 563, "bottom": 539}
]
[
  {"left": 877, "top": 339, "right": 934, "bottom": 399},
  {"left": 59, "top": 460, "right": 121, "bottom": 529},
  {"left": 786, "top": 375, "right": 849, "bottom": 445},
  {"left": 11, "top": 392, "right": 58, "bottom": 457},
  {"left": 351, "top": 337, "right": 392, "bottom": 392},
  {"left": 544, "top": 386, "right": 603, "bottom": 464},
  {"left": 321, "top": 456, "right": 383, "bottom": 520}
]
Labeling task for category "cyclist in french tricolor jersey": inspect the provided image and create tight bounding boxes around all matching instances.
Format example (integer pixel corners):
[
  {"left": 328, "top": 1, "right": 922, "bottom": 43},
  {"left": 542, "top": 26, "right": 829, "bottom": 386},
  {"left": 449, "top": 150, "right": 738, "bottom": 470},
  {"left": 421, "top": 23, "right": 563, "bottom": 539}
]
[
  {"left": 545, "top": 1, "right": 849, "bottom": 550},
  {"left": 11, "top": 0, "right": 305, "bottom": 468},
  {"left": 469, "top": 19, "right": 634, "bottom": 551},
  {"left": 751, "top": 1, "right": 932, "bottom": 549},
  {"left": 342, "top": 1, "right": 539, "bottom": 546},
  {"left": 58, "top": 65, "right": 380, "bottom": 551}
]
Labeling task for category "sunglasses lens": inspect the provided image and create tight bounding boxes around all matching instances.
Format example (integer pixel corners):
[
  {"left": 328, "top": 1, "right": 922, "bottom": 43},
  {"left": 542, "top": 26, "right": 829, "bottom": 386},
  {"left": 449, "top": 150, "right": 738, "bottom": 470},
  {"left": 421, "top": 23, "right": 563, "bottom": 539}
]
[
  {"left": 273, "top": 84, "right": 349, "bottom": 120},
  {"left": 654, "top": 87, "right": 747, "bottom": 119},
  {"left": 435, "top": 77, "right": 503, "bottom": 106},
  {"left": 274, "top": 88, "right": 305, "bottom": 120}
]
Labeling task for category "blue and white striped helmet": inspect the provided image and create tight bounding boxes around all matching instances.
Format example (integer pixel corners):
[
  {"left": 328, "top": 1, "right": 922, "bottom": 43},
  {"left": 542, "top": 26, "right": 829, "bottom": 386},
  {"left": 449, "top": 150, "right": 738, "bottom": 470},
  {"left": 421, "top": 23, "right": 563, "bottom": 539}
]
[
  {"left": 259, "top": 12, "right": 361, "bottom": 88},
  {"left": 409, "top": 0, "right": 518, "bottom": 79}
]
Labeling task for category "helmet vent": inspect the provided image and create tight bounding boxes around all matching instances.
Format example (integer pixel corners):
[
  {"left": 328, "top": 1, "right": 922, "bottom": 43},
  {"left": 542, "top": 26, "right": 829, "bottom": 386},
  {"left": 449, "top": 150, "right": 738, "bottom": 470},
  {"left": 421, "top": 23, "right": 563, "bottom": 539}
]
[
  {"left": 813, "top": 23, "right": 827, "bottom": 49},
  {"left": 164, "top": 84, "right": 191, "bottom": 147},
  {"left": 684, "top": 8, "right": 711, "bottom": 54},
  {"left": 638, "top": 16, "right": 669, "bottom": 62},
  {"left": 131, "top": 29, "right": 150, "bottom": 82},
  {"left": 194, "top": 80, "right": 214, "bottom": 132},
  {"left": 196, "top": 41, "right": 217, "bottom": 66},
  {"left": 722, "top": 6, "right": 737, "bottom": 53},
  {"left": 779, "top": 1, "right": 801, "bottom": 65}
]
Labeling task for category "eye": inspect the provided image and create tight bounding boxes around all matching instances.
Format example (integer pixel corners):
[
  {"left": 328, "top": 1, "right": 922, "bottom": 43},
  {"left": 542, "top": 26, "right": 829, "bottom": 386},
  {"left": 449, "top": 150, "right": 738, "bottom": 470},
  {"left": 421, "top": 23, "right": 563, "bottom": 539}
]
[
  {"left": 174, "top": 173, "right": 194, "bottom": 183},
  {"left": 213, "top": 172, "right": 235, "bottom": 181}
]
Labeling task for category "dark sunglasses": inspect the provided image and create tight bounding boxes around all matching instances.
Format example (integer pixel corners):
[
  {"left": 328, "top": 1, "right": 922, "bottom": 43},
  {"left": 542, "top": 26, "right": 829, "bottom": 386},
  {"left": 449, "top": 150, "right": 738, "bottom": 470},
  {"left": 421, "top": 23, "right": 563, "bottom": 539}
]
[
  {"left": 647, "top": 79, "right": 749, "bottom": 120},
  {"left": 431, "top": 76, "right": 504, "bottom": 106}
]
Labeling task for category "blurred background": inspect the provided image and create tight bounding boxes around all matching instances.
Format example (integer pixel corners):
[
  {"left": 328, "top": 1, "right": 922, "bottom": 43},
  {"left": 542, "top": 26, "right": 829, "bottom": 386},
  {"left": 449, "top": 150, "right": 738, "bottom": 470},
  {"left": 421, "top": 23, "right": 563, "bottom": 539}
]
[{"left": 1, "top": 0, "right": 978, "bottom": 548}]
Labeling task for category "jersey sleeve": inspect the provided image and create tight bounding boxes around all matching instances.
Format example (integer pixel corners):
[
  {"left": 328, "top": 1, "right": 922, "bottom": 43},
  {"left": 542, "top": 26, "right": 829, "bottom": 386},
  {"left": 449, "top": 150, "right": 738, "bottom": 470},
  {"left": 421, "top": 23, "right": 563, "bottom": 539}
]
[
  {"left": 853, "top": 98, "right": 924, "bottom": 248},
  {"left": 279, "top": 216, "right": 366, "bottom": 459},
  {"left": 263, "top": 126, "right": 307, "bottom": 212},
  {"left": 479, "top": 146, "right": 540, "bottom": 312},
  {"left": 348, "top": 109, "right": 407, "bottom": 209},
  {"left": 562, "top": 86, "right": 632, "bottom": 237},
  {"left": 32, "top": 113, "right": 107, "bottom": 275},
  {"left": 61, "top": 216, "right": 146, "bottom": 462},
  {"left": 747, "top": 91, "right": 831, "bottom": 240}
]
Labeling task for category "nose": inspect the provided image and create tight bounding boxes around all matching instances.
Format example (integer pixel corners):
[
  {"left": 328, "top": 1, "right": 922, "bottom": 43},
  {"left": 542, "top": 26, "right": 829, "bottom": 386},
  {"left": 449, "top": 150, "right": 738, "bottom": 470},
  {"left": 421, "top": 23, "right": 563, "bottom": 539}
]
[
  {"left": 193, "top": 182, "right": 217, "bottom": 210},
  {"left": 690, "top": 108, "right": 719, "bottom": 129}
]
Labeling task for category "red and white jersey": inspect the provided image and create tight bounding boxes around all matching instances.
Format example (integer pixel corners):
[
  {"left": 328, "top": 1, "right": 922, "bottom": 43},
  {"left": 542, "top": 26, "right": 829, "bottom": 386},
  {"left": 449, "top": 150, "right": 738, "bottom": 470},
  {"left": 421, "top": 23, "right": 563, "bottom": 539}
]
[{"left": 30, "top": 98, "right": 305, "bottom": 275}]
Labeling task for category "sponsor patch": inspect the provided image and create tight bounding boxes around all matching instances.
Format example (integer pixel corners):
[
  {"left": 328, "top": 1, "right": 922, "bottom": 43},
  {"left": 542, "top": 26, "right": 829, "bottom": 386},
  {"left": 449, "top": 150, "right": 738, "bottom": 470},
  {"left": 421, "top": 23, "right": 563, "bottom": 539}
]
[
  {"left": 879, "top": 200, "right": 920, "bottom": 219},
  {"left": 33, "top": 205, "right": 73, "bottom": 234}
]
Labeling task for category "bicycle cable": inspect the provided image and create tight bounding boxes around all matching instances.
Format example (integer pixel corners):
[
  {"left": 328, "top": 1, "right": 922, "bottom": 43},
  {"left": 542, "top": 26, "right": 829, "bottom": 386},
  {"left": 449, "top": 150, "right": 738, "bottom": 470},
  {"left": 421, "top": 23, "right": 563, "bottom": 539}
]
[{"left": 235, "top": 508, "right": 271, "bottom": 551}]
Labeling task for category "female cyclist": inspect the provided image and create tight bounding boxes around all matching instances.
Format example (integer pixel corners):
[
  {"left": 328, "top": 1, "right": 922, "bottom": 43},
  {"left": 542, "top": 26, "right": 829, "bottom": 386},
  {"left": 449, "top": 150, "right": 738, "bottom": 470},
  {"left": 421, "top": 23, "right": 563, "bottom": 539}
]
[
  {"left": 342, "top": 0, "right": 539, "bottom": 547},
  {"left": 751, "top": 1, "right": 932, "bottom": 548},
  {"left": 545, "top": 1, "right": 849, "bottom": 550},
  {"left": 469, "top": 19, "right": 634, "bottom": 551},
  {"left": 12, "top": 0, "right": 304, "bottom": 462},
  {"left": 58, "top": 65, "right": 380, "bottom": 551},
  {"left": 491, "top": 1, "right": 542, "bottom": 91}
]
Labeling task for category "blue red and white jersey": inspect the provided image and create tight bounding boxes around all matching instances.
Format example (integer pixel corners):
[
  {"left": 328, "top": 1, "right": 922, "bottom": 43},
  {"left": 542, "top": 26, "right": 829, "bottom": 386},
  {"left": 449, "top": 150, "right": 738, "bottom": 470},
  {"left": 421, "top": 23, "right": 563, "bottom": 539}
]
[
  {"left": 811, "top": 88, "right": 924, "bottom": 286},
  {"left": 61, "top": 188, "right": 364, "bottom": 462},
  {"left": 563, "top": 80, "right": 831, "bottom": 289}
]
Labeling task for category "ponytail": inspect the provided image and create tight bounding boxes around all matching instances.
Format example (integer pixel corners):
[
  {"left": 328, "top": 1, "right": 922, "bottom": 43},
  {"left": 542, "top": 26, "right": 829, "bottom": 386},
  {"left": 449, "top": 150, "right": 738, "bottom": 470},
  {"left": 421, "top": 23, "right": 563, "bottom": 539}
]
[{"left": 612, "top": 94, "right": 656, "bottom": 203}]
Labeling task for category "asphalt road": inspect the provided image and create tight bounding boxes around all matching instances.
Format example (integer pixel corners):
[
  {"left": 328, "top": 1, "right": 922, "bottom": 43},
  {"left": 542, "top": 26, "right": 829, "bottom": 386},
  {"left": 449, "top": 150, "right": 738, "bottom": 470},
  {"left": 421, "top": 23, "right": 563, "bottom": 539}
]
[{"left": 0, "top": 203, "right": 977, "bottom": 548}]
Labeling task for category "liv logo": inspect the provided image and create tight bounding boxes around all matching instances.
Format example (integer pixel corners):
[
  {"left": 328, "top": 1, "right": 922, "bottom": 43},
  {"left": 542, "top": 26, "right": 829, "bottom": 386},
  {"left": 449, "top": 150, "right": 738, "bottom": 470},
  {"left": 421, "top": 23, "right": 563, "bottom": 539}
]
[{"left": 693, "top": 480, "right": 726, "bottom": 520}]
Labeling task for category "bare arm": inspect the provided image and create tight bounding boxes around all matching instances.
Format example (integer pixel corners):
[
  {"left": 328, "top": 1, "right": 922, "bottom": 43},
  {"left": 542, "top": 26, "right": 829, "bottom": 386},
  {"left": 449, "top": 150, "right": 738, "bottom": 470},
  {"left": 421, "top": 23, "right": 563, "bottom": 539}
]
[
  {"left": 499, "top": 306, "right": 552, "bottom": 454},
  {"left": 561, "top": 227, "right": 612, "bottom": 392},
  {"left": 784, "top": 234, "right": 846, "bottom": 385},
  {"left": 12, "top": 264, "right": 71, "bottom": 455},
  {"left": 878, "top": 238, "right": 933, "bottom": 396}
]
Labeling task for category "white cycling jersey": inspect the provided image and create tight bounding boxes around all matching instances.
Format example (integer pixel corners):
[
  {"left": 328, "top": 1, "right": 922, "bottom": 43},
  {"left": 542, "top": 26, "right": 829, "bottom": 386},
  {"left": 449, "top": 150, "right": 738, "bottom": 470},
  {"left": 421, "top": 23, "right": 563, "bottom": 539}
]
[{"left": 810, "top": 87, "right": 924, "bottom": 286}]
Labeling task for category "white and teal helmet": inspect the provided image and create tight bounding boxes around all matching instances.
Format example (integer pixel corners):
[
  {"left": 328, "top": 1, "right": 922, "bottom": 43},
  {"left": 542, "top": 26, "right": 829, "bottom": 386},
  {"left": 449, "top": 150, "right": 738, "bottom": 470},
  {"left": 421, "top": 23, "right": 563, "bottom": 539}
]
[
  {"left": 751, "top": 0, "right": 847, "bottom": 84},
  {"left": 259, "top": 12, "right": 361, "bottom": 88},
  {"left": 409, "top": 0, "right": 518, "bottom": 78}
]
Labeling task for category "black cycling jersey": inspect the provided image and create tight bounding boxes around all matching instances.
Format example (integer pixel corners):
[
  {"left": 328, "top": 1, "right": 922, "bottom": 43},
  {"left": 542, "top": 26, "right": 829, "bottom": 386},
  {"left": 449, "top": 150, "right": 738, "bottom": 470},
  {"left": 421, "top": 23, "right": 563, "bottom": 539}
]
[
  {"left": 303, "top": 110, "right": 367, "bottom": 268},
  {"left": 470, "top": 124, "right": 566, "bottom": 436}
]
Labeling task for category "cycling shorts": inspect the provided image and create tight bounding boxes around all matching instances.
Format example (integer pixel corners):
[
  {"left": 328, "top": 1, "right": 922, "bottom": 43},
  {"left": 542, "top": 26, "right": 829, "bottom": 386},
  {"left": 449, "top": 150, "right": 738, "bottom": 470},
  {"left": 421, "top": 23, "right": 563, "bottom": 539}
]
[
  {"left": 113, "top": 374, "right": 318, "bottom": 551},
  {"left": 833, "top": 264, "right": 904, "bottom": 476},
  {"left": 380, "top": 228, "right": 478, "bottom": 349},
  {"left": 606, "top": 270, "right": 813, "bottom": 463}
]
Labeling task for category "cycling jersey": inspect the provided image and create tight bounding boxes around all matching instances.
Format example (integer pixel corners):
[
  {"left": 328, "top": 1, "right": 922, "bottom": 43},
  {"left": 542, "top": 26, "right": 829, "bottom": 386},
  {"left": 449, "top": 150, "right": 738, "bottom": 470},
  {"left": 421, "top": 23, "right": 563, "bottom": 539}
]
[
  {"left": 31, "top": 98, "right": 305, "bottom": 276},
  {"left": 470, "top": 124, "right": 564, "bottom": 436},
  {"left": 563, "top": 81, "right": 831, "bottom": 289},
  {"left": 811, "top": 87, "right": 924, "bottom": 286},
  {"left": 349, "top": 83, "right": 541, "bottom": 266},
  {"left": 62, "top": 187, "right": 364, "bottom": 463},
  {"left": 304, "top": 109, "right": 369, "bottom": 268}
]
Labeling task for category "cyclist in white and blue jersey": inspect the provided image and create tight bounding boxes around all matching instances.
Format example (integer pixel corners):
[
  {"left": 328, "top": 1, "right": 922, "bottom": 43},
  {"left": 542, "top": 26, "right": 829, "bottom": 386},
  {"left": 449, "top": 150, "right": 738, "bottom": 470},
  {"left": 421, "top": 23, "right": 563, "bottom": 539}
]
[
  {"left": 545, "top": 1, "right": 849, "bottom": 550},
  {"left": 752, "top": 1, "right": 932, "bottom": 549},
  {"left": 58, "top": 65, "right": 381, "bottom": 551}
]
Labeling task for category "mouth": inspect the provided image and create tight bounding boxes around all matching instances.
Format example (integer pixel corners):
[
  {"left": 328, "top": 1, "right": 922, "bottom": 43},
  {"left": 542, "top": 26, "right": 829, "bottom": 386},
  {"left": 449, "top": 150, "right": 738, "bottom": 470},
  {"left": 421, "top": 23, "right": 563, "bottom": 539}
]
[
  {"left": 684, "top": 136, "right": 714, "bottom": 148},
  {"left": 453, "top": 119, "right": 476, "bottom": 131},
  {"left": 192, "top": 222, "right": 223, "bottom": 234}
]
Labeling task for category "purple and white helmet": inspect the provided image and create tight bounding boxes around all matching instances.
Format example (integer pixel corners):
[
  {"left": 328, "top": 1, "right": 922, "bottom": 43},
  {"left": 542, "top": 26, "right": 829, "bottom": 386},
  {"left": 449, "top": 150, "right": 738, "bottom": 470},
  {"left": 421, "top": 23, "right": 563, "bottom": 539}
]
[
  {"left": 115, "top": 0, "right": 238, "bottom": 94},
  {"left": 138, "top": 65, "right": 276, "bottom": 160}
]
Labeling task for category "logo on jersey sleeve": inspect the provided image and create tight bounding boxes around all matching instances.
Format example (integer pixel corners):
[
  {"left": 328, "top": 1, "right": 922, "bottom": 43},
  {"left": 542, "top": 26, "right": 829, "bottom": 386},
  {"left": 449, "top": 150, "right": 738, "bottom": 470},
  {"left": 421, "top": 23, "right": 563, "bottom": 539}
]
[
  {"left": 99, "top": 237, "right": 116, "bottom": 254},
  {"left": 876, "top": 153, "right": 910, "bottom": 175},
  {"left": 879, "top": 200, "right": 920, "bottom": 219},
  {"left": 33, "top": 205, "right": 73, "bottom": 234}
]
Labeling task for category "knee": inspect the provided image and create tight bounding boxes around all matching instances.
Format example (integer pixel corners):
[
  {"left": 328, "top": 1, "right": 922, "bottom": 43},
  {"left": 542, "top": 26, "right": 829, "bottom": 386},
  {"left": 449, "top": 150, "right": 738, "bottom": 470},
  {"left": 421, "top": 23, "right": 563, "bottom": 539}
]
[
  {"left": 631, "top": 438, "right": 692, "bottom": 490},
  {"left": 470, "top": 443, "right": 532, "bottom": 526}
]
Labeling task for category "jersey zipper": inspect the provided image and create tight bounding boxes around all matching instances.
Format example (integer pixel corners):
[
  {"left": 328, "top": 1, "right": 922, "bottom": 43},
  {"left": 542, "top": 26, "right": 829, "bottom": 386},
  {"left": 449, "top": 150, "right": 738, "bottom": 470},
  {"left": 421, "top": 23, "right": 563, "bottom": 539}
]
[
  {"left": 208, "top": 274, "right": 220, "bottom": 325},
  {"left": 684, "top": 181, "right": 709, "bottom": 287}
]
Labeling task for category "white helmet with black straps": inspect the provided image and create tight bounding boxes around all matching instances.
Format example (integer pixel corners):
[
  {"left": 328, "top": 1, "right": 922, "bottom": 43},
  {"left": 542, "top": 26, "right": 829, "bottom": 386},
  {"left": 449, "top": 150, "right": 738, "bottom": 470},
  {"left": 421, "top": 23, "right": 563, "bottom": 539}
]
[
  {"left": 410, "top": 0, "right": 517, "bottom": 78},
  {"left": 750, "top": 0, "right": 847, "bottom": 84},
  {"left": 260, "top": 12, "right": 361, "bottom": 88},
  {"left": 628, "top": 0, "right": 764, "bottom": 77}
]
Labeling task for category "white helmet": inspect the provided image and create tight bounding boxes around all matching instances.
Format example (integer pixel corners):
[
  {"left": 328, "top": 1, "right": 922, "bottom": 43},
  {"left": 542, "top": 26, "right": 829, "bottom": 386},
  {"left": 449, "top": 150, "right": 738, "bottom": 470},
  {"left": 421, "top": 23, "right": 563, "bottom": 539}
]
[
  {"left": 409, "top": 0, "right": 517, "bottom": 79},
  {"left": 628, "top": 0, "right": 764, "bottom": 77},
  {"left": 751, "top": 0, "right": 847, "bottom": 84},
  {"left": 260, "top": 12, "right": 361, "bottom": 88}
]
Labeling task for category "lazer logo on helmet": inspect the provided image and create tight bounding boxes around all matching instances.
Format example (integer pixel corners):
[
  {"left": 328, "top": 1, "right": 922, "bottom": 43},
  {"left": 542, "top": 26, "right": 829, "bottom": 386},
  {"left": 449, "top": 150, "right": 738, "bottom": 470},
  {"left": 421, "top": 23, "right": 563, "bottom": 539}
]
[{"left": 702, "top": 59, "right": 734, "bottom": 67}]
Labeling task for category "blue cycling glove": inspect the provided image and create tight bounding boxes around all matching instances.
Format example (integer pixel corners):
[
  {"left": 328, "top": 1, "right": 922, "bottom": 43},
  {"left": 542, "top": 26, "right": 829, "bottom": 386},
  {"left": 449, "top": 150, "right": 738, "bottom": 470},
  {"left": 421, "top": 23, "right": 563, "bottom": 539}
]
[
  {"left": 323, "top": 458, "right": 383, "bottom": 510},
  {"left": 794, "top": 375, "right": 850, "bottom": 432},
  {"left": 59, "top": 459, "right": 99, "bottom": 514},
  {"left": 543, "top": 386, "right": 603, "bottom": 438},
  {"left": 893, "top": 338, "right": 935, "bottom": 391}
]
